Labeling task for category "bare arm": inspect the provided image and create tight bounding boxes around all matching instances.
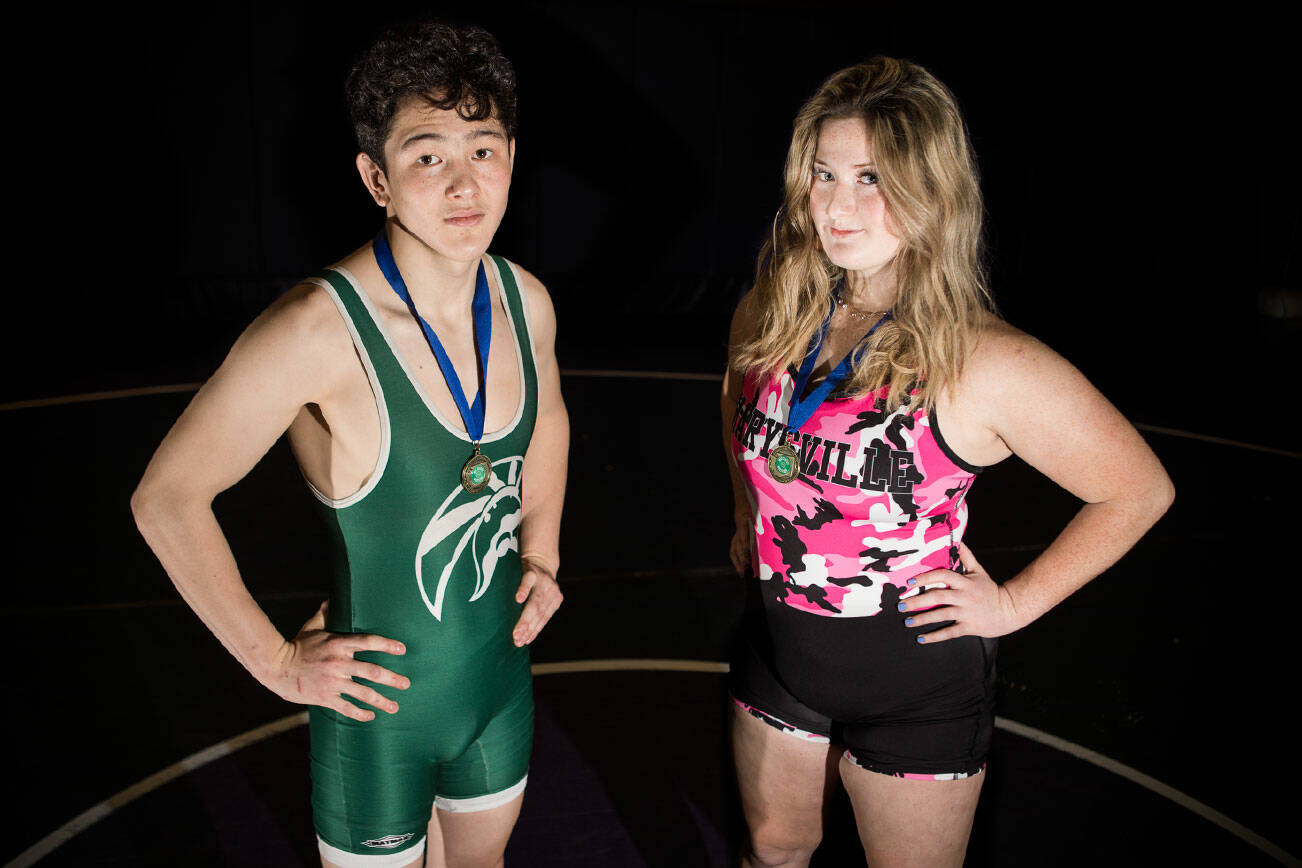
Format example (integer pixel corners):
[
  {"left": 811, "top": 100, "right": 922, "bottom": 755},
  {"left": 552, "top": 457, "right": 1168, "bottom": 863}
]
[
  {"left": 131, "top": 285, "right": 408, "bottom": 718},
  {"left": 722, "top": 291, "right": 760, "bottom": 575},
  {"left": 510, "top": 268, "right": 569, "bottom": 646},
  {"left": 903, "top": 326, "right": 1175, "bottom": 641}
]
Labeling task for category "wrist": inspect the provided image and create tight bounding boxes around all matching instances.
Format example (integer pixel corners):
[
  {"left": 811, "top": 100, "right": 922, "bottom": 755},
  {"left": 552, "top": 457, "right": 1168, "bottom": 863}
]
[
  {"left": 998, "top": 583, "right": 1035, "bottom": 633},
  {"left": 251, "top": 639, "right": 294, "bottom": 687},
  {"left": 521, "top": 551, "right": 558, "bottom": 580}
]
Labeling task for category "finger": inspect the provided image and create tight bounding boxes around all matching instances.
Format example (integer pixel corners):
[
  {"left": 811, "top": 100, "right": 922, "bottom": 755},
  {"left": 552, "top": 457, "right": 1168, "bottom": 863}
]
[
  {"left": 900, "top": 579, "right": 958, "bottom": 603},
  {"left": 516, "top": 569, "right": 538, "bottom": 604},
  {"left": 902, "top": 606, "right": 955, "bottom": 628},
  {"left": 913, "top": 623, "right": 966, "bottom": 644},
  {"left": 514, "top": 583, "right": 561, "bottom": 646},
  {"left": 898, "top": 586, "right": 959, "bottom": 611},
  {"left": 729, "top": 543, "right": 745, "bottom": 575},
  {"left": 352, "top": 661, "right": 411, "bottom": 691},
  {"left": 328, "top": 695, "right": 377, "bottom": 722},
  {"left": 341, "top": 679, "right": 401, "bottom": 714},
  {"left": 344, "top": 634, "right": 407, "bottom": 657},
  {"left": 302, "top": 601, "right": 328, "bottom": 632},
  {"left": 513, "top": 598, "right": 540, "bottom": 645},
  {"left": 901, "top": 568, "right": 956, "bottom": 595},
  {"left": 514, "top": 598, "right": 552, "bottom": 645},
  {"left": 957, "top": 542, "right": 982, "bottom": 574}
]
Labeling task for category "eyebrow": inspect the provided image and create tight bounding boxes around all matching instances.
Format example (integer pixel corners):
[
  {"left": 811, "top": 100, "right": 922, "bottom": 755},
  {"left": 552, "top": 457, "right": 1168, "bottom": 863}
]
[
  {"left": 813, "top": 159, "right": 877, "bottom": 169},
  {"left": 399, "top": 128, "right": 508, "bottom": 150}
]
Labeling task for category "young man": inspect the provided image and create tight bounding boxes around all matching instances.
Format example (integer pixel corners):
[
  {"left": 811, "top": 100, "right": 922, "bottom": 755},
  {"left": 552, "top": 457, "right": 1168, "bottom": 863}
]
[{"left": 132, "top": 20, "right": 568, "bottom": 868}]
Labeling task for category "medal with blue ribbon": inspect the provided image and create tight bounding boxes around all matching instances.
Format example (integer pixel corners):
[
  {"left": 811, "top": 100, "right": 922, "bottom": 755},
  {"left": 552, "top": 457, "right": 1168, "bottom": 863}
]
[
  {"left": 373, "top": 228, "right": 494, "bottom": 493},
  {"left": 768, "top": 299, "right": 891, "bottom": 484}
]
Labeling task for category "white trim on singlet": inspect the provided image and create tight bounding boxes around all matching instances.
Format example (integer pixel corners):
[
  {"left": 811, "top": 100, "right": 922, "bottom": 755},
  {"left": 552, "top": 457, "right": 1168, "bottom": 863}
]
[
  {"left": 300, "top": 273, "right": 392, "bottom": 509},
  {"left": 435, "top": 774, "right": 528, "bottom": 813},
  {"left": 317, "top": 833, "right": 425, "bottom": 868},
  {"left": 494, "top": 257, "right": 541, "bottom": 374},
  {"left": 330, "top": 261, "right": 526, "bottom": 446}
]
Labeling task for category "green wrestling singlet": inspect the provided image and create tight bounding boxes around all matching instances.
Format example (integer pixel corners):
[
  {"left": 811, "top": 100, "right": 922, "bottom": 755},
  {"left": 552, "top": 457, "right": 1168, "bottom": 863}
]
[{"left": 303, "top": 255, "right": 538, "bottom": 863}]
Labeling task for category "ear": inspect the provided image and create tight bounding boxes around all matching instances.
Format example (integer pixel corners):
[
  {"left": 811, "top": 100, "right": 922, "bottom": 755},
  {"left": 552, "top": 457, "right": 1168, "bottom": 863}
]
[
  {"left": 508, "top": 138, "right": 516, "bottom": 172},
  {"left": 355, "top": 152, "right": 391, "bottom": 208}
]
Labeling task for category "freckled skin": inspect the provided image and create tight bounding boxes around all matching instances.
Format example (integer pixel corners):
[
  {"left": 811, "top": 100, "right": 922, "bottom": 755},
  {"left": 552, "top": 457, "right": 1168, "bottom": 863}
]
[{"left": 809, "top": 116, "right": 901, "bottom": 309}]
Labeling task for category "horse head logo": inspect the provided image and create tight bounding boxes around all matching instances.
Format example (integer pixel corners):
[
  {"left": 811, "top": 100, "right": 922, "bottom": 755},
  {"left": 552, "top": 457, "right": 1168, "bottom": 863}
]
[{"left": 415, "top": 455, "right": 524, "bottom": 621}]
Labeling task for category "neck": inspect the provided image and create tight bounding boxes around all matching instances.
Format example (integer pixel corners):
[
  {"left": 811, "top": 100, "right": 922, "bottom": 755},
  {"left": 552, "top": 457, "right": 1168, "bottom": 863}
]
[
  {"left": 384, "top": 218, "right": 479, "bottom": 317},
  {"left": 841, "top": 266, "right": 896, "bottom": 313}
]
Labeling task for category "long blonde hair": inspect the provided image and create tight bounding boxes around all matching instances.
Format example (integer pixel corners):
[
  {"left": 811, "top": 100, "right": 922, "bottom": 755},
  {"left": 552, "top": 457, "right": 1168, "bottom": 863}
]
[{"left": 734, "top": 57, "right": 994, "bottom": 410}]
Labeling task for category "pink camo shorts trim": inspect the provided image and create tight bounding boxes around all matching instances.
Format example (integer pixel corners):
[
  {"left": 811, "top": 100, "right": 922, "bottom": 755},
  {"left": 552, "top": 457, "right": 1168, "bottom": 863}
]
[{"left": 731, "top": 695, "right": 830, "bottom": 744}]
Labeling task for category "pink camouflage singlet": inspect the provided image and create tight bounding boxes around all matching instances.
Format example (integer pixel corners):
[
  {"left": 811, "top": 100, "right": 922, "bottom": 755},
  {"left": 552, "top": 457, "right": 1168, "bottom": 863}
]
[{"left": 731, "top": 366, "right": 983, "bottom": 617}]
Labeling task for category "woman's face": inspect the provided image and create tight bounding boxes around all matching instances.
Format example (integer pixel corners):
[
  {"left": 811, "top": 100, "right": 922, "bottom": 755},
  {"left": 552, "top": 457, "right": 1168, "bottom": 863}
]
[{"left": 808, "top": 116, "right": 901, "bottom": 280}]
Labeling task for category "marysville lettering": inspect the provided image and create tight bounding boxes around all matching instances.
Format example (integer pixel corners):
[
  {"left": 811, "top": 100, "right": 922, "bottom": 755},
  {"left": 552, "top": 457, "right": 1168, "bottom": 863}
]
[{"left": 732, "top": 391, "right": 922, "bottom": 494}]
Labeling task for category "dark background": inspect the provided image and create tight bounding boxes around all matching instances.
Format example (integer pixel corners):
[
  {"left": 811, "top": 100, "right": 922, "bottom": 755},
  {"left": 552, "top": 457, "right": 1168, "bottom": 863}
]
[
  {"left": 4, "top": 1, "right": 1298, "bottom": 448},
  {"left": 3, "top": 3, "right": 1300, "bottom": 865}
]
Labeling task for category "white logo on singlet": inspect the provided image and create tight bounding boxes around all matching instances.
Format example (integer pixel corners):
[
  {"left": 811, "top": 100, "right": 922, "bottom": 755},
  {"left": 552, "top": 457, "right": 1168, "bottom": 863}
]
[{"left": 415, "top": 455, "right": 525, "bottom": 621}]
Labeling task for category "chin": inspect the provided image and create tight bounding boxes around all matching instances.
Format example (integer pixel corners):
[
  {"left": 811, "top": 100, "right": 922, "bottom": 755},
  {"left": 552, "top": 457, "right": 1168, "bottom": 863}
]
[
  {"left": 825, "top": 247, "right": 895, "bottom": 275},
  {"left": 437, "top": 235, "right": 494, "bottom": 260}
]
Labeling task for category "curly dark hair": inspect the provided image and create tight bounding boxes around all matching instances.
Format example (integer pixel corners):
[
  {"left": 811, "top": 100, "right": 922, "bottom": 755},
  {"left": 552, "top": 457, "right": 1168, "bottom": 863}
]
[{"left": 346, "top": 19, "right": 517, "bottom": 167}]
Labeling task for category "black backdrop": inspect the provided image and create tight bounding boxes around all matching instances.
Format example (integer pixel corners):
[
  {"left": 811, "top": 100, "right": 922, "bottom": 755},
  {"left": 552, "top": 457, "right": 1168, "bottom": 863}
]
[{"left": 6, "top": 2, "right": 1298, "bottom": 447}]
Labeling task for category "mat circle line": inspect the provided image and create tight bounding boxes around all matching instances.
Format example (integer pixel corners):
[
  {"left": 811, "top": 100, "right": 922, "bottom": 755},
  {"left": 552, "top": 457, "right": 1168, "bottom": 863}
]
[{"left": 7, "top": 659, "right": 1297, "bottom": 867}]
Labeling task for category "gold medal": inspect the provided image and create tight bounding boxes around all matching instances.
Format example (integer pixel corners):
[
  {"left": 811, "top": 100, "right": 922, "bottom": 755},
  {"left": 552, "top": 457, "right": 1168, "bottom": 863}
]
[
  {"left": 767, "top": 443, "right": 800, "bottom": 484},
  {"left": 461, "top": 444, "right": 492, "bottom": 493}
]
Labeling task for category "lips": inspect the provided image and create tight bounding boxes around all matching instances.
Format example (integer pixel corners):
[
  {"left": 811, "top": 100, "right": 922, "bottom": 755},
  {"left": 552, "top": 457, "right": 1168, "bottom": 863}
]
[
  {"left": 445, "top": 211, "right": 485, "bottom": 227},
  {"left": 828, "top": 226, "right": 862, "bottom": 238}
]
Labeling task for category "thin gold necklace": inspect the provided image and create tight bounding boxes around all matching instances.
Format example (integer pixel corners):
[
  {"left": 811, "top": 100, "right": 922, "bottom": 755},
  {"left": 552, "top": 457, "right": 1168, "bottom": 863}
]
[{"left": 833, "top": 287, "right": 889, "bottom": 321}]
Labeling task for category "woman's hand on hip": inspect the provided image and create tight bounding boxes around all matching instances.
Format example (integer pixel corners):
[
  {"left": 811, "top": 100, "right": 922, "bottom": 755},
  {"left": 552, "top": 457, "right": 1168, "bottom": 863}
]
[{"left": 899, "top": 544, "right": 1025, "bottom": 642}]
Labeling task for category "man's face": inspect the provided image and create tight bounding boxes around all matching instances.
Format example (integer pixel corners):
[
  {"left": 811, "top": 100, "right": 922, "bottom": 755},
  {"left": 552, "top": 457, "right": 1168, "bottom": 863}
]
[{"left": 373, "top": 96, "right": 514, "bottom": 264}]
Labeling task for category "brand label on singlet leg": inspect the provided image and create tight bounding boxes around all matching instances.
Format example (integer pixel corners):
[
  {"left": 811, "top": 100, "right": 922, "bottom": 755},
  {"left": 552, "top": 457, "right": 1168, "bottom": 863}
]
[{"left": 363, "top": 833, "right": 414, "bottom": 849}]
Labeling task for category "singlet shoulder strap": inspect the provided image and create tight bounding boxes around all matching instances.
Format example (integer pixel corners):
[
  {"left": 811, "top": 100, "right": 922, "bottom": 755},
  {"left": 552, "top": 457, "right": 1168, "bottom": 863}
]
[
  {"left": 306, "top": 267, "right": 411, "bottom": 393},
  {"left": 298, "top": 267, "right": 404, "bottom": 508},
  {"left": 488, "top": 255, "right": 539, "bottom": 389}
]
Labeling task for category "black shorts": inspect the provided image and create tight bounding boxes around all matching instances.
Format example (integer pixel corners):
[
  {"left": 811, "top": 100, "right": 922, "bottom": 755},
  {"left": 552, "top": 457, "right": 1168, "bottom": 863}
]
[{"left": 730, "top": 579, "right": 996, "bottom": 779}]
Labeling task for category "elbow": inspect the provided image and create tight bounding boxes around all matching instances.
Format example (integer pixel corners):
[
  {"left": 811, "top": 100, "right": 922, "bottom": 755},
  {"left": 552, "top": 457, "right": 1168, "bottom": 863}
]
[
  {"left": 130, "top": 480, "right": 164, "bottom": 536},
  {"left": 1156, "top": 472, "right": 1176, "bottom": 515},
  {"left": 131, "top": 477, "right": 195, "bottom": 537},
  {"left": 1145, "top": 470, "right": 1175, "bottom": 522}
]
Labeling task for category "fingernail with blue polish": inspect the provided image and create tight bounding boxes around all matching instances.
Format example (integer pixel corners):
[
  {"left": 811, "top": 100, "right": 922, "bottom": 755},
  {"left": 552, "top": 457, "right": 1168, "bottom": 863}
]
[
  {"left": 904, "top": 617, "right": 914, "bottom": 626},
  {"left": 916, "top": 635, "right": 927, "bottom": 644},
  {"left": 897, "top": 602, "right": 907, "bottom": 612},
  {"left": 907, "top": 578, "right": 917, "bottom": 586}
]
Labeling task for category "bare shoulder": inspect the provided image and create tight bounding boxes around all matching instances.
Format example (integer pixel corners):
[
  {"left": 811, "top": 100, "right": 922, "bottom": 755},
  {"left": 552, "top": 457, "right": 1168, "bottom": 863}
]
[
  {"left": 957, "top": 315, "right": 1081, "bottom": 402},
  {"left": 247, "top": 281, "right": 348, "bottom": 354},
  {"left": 214, "top": 279, "right": 357, "bottom": 402},
  {"left": 946, "top": 312, "right": 1146, "bottom": 468}
]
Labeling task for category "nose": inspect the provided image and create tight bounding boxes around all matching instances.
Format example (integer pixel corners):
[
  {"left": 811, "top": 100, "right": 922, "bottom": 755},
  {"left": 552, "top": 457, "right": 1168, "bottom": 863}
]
[
  {"left": 445, "top": 161, "right": 479, "bottom": 200},
  {"left": 827, "top": 180, "right": 856, "bottom": 218}
]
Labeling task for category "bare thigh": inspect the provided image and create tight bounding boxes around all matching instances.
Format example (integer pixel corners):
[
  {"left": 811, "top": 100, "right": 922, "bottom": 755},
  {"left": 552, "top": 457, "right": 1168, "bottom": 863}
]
[
  {"left": 732, "top": 703, "right": 841, "bottom": 867},
  {"left": 425, "top": 792, "right": 524, "bottom": 868},
  {"left": 839, "top": 756, "right": 983, "bottom": 868}
]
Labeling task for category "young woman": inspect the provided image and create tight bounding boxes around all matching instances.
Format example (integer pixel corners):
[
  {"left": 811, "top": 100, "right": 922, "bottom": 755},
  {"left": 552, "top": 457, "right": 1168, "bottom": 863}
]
[{"left": 722, "top": 57, "right": 1173, "bottom": 867}]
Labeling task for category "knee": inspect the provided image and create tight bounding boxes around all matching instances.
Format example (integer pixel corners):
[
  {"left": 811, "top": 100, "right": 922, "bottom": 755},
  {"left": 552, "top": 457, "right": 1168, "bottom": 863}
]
[{"left": 746, "top": 821, "right": 821, "bottom": 867}]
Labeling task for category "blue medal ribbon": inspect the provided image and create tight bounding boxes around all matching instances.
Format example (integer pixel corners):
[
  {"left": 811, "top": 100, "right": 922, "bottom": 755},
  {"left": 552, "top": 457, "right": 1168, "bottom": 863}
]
[
  {"left": 785, "top": 300, "right": 891, "bottom": 434},
  {"left": 373, "top": 229, "right": 491, "bottom": 442}
]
